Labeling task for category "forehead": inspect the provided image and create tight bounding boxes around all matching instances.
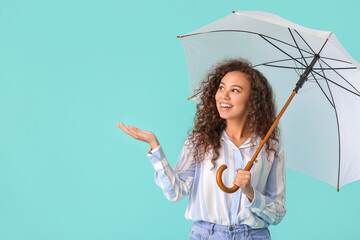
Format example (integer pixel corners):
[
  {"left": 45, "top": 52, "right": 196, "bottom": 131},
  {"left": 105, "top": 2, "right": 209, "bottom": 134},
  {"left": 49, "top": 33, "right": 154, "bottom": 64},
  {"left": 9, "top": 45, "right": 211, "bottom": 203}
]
[{"left": 220, "top": 71, "right": 250, "bottom": 87}]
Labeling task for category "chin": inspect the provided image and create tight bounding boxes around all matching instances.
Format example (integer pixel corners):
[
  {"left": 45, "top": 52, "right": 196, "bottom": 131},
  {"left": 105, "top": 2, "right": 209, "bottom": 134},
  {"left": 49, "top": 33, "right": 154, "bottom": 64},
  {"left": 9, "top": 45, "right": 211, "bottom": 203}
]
[{"left": 219, "top": 113, "right": 231, "bottom": 120}]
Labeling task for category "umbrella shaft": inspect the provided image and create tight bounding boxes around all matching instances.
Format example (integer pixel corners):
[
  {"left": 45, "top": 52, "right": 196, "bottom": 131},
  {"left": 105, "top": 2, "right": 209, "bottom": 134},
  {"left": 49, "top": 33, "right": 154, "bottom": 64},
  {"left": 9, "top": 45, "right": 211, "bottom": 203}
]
[
  {"left": 244, "top": 90, "right": 297, "bottom": 171},
  {"left": 294, "top": 54, "right": 320, "bottom": 93}
]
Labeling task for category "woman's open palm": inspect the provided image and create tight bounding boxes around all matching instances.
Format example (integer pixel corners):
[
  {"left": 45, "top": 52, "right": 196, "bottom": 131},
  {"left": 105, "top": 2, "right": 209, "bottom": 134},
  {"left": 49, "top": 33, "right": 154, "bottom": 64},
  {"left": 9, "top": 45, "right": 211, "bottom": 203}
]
[{"left": 117, "top": 123, "right": 158, "bottom": 147}]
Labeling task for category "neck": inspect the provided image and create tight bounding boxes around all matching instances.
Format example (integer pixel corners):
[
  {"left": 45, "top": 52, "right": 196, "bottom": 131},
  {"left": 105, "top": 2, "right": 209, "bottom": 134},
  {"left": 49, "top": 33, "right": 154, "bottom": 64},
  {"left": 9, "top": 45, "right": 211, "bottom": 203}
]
[{"left": 225, "top": 118, "right": 251, "bottom": 141}]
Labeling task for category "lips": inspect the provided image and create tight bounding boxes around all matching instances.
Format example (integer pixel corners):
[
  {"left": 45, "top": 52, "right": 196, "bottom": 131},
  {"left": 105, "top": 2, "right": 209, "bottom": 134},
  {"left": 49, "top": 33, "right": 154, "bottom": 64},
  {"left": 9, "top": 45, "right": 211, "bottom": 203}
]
[{"left": 220, "top": 103, "right": 233, "bottom": 111}]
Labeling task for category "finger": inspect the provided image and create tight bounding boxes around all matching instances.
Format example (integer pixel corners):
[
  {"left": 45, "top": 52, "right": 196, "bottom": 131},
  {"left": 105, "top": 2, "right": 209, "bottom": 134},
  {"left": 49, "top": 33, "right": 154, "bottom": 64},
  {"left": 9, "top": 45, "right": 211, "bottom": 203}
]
[
  {"left": 235, "top": 174, "right": 250, "bottom": 182},
  {"left": 117, "top": 123, "right": 129, "bottom": 133},
  {"left": 118, "top": 123, "right": 131, "bottom": 133},
  {"left": 125, "top": 126, "right": 140, "bottom": 138},
  {"left": 117, "top": 122, "right": 127, "bottom": 128},
  {"left": 234, "top": 177, "right": 248, "bottom": 185},
  {"left": 129, "top": 126, "right": 139, "bottom": 132},
  {"left": 233, "top": 180, "right": 241, "bottom": 187},
  {"left": 118, "top": 123, "right": 137, "bottom": 138}
]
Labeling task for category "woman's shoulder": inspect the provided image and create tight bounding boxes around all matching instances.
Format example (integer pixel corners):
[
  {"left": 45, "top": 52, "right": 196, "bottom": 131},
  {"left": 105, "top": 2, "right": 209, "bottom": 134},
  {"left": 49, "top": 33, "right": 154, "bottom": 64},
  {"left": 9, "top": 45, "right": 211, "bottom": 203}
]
[
  {"left": 253, "top": 134, "right": 284, "bottom": 159},
  {"left": 255, "top": 133, "right": 282, "bottom": 150},
  {"left": 184, "top": 132, "right": 201, "bottom": 145},
  {"left": 184, "top": 134, "right": 197, "bottom": 148}
]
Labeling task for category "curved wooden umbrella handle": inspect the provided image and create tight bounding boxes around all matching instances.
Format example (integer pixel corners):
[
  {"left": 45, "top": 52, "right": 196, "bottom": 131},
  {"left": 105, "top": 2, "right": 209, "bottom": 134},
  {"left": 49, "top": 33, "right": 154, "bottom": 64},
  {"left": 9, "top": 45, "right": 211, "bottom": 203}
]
[
  {"left": 216, "top": 164, "right": 240, "bottom": 193},
  {"left": 216, "top": 161, "right": 254, "bottom": 193}
]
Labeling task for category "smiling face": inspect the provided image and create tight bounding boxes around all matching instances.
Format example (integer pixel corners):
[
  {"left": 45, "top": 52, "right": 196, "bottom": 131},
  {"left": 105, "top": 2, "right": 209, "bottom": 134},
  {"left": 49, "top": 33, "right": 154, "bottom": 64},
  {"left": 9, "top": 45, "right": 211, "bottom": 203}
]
[{"left": 215, "top": 71, "right": 251, "bottom": 122}]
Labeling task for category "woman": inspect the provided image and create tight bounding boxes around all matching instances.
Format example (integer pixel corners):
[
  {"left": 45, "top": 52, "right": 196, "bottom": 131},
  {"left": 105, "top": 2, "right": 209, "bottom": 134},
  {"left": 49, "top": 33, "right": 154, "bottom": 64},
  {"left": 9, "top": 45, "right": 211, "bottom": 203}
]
[{"left": 118, "top": 59, "right": 286, "bottom": 240}]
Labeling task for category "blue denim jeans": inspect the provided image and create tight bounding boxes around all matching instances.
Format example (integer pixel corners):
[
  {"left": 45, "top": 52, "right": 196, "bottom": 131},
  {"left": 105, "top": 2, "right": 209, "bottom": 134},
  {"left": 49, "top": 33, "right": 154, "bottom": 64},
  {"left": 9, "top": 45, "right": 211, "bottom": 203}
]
[{"left": 189, "top": 221, "right": 271, "bottom": 240}]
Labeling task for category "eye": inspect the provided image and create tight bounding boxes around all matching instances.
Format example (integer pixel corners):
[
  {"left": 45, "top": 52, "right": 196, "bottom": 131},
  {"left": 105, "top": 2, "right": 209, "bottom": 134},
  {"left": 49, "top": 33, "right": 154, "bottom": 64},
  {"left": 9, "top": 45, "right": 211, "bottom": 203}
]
[
  {"left": 232, "top": 89, "right": 239, "bottom": 92},
  {"left": 219, "top": 86, "right": 224, "bottom": 90}
]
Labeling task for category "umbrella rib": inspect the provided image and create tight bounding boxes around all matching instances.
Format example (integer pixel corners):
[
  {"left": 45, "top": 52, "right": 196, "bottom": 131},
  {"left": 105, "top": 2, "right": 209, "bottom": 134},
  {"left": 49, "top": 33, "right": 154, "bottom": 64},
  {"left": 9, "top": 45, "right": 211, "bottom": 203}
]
[
  {"left": 318, "top": 38, "right": 329, "bottom": 56},
  {"left": 254, "top": 58, "right": 354, "bottom": 71},
  {"left": 309, "top": 72, "right": 335, "bottom": 108},
  {"left": 318, "top": 67, "right": 357, "bottom": 70},
  {"left": 288, "top": 28, "right": 309, "bottom": 67},
  {"left": 253, "top": 56, "right": 313, "bottom": 68},
  {"left": 288, "top": 28, "right": 310, "bottom": 78},
  {"left": 320, "top": 56, "right": 353, "bottom": 65},
  {"left": 319, "top": 58, "right": 360, "bottom": 95},
  {"left": 314, "top": 67, "right": 356, "bottom": 70},
  {"left": 261, "top": 64, "right": 354, "bottom": 71},
  {"left": 263, "top": 64, "right": 306, "bottom": 70},
  {"left": 259, "top": 35, "right": 307, "bottom": 68},
  {"left": 260, "top": 34, "right": 312, "bottom": 55},
  {"left": 181, "top": 30, "right": 314, "bottom": 55},
  {"left": 293, "top": 59, "right": 301, "bottom": 76},
  {"left": 319, "top": 61, "right": 336, "bottom": 107},
  {"left": 293, "top": 29, "right": 316, "bottom": 54},
  {"left": 318, "top": 61, "right": 341, "bottom": 191},
  {"left": 311, "top": 71, "right": 360, "bottom": 97}
]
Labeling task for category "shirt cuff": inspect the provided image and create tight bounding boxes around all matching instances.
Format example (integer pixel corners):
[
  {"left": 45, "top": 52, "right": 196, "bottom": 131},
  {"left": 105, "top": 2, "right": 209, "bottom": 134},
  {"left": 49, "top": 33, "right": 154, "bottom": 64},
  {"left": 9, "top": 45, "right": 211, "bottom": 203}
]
[
  {"left": 146, "top": 145, "right": 168, "bottom": 170},
  {"left": 148, "top": 144, "right": 162, "bottom": 154},
  {"left": 243, "top": 188, "right": 266, "bottom": 211}
]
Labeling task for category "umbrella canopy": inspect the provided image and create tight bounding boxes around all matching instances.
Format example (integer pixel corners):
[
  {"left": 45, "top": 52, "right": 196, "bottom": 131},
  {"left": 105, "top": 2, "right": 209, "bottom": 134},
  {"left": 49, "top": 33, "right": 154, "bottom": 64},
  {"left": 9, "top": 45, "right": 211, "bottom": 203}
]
[{"left": 178, "top": 11, "right": 360, "bottom": 190}]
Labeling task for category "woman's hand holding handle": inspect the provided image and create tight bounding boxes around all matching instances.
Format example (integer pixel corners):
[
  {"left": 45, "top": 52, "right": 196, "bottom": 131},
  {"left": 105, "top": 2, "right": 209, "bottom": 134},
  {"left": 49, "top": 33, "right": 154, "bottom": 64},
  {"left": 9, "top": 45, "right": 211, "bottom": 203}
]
[{"left": 117, "top": 122, "right": 160, "bottom": 150}]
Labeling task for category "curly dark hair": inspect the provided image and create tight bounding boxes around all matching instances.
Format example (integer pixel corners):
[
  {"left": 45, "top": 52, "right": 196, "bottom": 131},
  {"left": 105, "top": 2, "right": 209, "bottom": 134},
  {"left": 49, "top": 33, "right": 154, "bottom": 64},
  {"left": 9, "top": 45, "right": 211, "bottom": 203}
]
[{"left": 187, "top": 58, "right": 280, "bottom": 170}]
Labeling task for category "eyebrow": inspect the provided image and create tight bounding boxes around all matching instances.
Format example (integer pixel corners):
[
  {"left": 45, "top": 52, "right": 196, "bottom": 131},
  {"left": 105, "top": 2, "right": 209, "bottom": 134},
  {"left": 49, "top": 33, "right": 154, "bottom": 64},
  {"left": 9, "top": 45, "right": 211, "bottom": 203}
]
[{"left": 219, "top": 82, "right": 244, "bottom": 89}]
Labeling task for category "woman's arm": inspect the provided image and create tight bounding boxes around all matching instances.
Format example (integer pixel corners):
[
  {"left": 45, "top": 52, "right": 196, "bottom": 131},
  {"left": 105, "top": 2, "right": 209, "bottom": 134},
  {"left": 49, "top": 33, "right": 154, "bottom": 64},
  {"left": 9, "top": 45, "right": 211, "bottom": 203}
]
[
  {"left": 243, "top": 145, "right": 287, "bottom": 225},
  {"left": 147, "top": 138, "right": 196, "bottom": 202},
  {"left": 117, "top": 122, "right": 196, "bottom": 202}
]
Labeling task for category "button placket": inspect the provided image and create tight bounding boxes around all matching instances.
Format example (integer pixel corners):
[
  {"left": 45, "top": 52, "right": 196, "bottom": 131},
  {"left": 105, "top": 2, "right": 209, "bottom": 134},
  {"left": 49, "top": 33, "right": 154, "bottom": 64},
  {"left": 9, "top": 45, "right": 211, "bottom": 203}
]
[{"left": 229, "top": 148, "right": 242, "bottom": 225}]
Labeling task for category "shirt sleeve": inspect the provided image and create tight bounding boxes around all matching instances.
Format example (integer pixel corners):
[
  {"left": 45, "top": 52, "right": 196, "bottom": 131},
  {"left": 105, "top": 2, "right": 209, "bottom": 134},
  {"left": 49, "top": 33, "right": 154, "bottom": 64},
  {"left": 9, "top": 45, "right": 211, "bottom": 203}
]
[
  {"left": 243, "top": 144, "right": 287, "bottom": 225},
  {"left": 146, "top": 138, "right": 196, "bottom": 202}
]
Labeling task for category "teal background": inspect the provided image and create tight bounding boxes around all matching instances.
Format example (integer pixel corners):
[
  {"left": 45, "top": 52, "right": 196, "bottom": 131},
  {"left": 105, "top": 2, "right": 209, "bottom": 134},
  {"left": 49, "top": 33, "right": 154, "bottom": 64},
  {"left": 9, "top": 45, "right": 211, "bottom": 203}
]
[{"left": 1, "top": 0, "right": 359, "bottom": 239}]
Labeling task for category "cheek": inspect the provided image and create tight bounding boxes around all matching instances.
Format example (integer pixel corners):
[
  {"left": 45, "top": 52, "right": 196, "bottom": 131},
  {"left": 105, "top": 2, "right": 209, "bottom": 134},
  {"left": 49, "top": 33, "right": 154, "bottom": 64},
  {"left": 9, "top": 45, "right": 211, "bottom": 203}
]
[
  {"left": 245, "top": 95, "right": 251, "bottom": 107},
  {"left": 244, "top": 99, "right": 251, "bottom": 112},
  {"left": 215, "top": 92, "right": 220, "bottom": 102}
]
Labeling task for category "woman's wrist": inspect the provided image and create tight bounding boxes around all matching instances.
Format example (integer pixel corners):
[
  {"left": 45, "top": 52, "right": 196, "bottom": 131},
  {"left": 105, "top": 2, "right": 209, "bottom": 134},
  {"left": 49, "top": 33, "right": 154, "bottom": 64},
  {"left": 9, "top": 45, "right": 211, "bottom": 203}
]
[
  {"left": 150, "top": 139, "right": 160, "bottom": 150},
  {"left": 245, "top": 187, "right": 255, "bottom": 202}
]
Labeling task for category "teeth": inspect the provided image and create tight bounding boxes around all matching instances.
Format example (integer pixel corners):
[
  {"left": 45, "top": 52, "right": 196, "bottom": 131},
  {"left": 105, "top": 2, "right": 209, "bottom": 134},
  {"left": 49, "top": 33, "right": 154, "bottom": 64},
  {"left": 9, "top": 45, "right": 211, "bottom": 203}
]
[{"left": 221, "top": 104, "right": 232, "bottom": 108}]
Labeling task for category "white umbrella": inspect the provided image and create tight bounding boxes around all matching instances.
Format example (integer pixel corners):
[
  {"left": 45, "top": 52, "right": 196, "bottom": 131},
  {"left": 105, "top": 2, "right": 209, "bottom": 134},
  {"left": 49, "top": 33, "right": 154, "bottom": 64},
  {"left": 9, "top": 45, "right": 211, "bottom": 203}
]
[{"left": 178, "top": 11, "right": 360, "bottom": 192}]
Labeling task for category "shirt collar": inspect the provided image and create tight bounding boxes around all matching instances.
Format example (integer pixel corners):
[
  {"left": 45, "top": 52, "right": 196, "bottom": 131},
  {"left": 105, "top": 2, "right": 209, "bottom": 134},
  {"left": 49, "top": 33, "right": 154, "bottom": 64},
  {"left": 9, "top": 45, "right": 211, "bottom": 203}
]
[{"left": 220, "top": 129, "right": 261, "bottom": 149}]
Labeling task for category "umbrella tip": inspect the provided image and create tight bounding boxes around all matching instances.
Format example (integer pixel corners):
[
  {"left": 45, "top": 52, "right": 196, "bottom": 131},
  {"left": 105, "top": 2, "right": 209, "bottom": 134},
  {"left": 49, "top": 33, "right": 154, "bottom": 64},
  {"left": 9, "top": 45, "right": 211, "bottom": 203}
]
[
  {"left": 337, "top": 185, "right": 339, "bottom": 192},
  {"left": 177, "top": 35, "right": 183, "bottom": 38},
  {"left": 187, "top": 95, "right": 194, "bottom": 100},
  {"left": 232, "top": 11, "right": 236, "bottom": 13}
]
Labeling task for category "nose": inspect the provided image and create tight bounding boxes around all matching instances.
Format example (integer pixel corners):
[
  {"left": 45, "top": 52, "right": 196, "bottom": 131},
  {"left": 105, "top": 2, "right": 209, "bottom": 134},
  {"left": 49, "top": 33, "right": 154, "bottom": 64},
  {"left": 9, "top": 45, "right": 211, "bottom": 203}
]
[{"left": 221, "top": 91, "right": 230, "bottom": 100}]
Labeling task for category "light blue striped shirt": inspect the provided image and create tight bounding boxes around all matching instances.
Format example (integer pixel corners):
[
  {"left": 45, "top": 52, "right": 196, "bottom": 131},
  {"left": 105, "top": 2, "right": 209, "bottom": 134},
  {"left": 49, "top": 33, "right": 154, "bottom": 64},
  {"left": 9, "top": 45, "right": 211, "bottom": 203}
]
[{"left": 147, "top": 130, "right": 286, "bottom": 228}]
